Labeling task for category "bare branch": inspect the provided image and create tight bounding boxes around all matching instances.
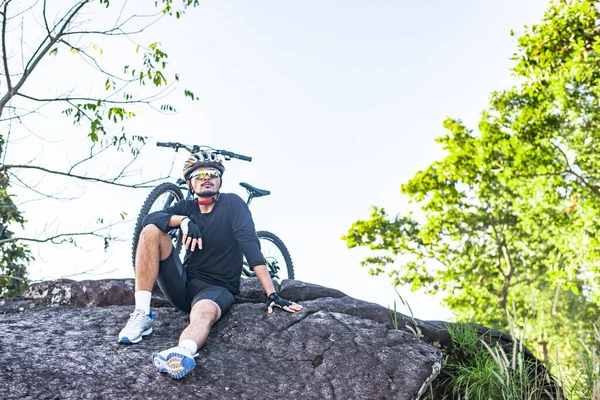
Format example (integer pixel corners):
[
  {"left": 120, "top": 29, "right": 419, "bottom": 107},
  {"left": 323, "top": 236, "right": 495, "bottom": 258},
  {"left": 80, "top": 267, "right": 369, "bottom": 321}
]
[
  {"left": 0, "top": 108, "right": 38, "bottom": 121},
  {"left": 15, "top": 92, "right": 148, "bottom": 105},
  {"left": 1, "top": 229, "right": 109, "bottom": 245},
  {"left": 0, "top": 217, "right": 133, "bottom": 246},
  {"left": 2, "top": 164, "right": 167, "bottom": 188},
  {"left": 64, "top": 11, "right": 164, "bottom": 37},
  {"left": 4, "top": 0, "right": 39, "bottom": 21},
  {"left": 20, "top": 3, "right": 74, "bottom": 77},
  {"left": 2, "top": 103, "right": 13, "bottom": 166},
  {"left": 7, "top": 171, "right": 77, "bottom": 201},
  {"left": 1, "top": 1, "right": 11, "bottom": 91},
  {"left": 112, "top": 142, "right": 145, "bottom": 181},
  {"left": 0, "top": 0, "right": 91, "bottom": 116},
  {"left": 67, "top": 143, "right": 109, "bottom": 174},
  {"left": 42, "top": 0, "right": 51, "bottom": 36},
  {"left": 0, "top": 274, "right": 28, "bottom": 282},
  {"left": 58, "top": 38, "right": 136, "bottom": 83},
  {"left": 15, "top": 195, "right": 55, "bottom": 207}
]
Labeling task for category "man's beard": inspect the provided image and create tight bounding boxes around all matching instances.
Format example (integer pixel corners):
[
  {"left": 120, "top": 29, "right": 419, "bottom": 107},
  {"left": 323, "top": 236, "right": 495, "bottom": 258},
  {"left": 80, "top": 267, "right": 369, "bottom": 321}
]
[{"left": 196, "top": 188, "right": 219, "bottom": 198}]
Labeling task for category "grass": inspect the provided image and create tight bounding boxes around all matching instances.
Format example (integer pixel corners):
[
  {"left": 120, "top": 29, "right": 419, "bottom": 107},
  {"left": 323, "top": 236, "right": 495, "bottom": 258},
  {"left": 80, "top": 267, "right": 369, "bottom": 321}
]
[
  {"left": 388, "top": 285, "right": 422, "bottom": 338},
  {"left": 559, "top": 325, "right": 600, "bottom": 400},
  {"left": 388, "top": 290, "right": 600, "bottom": 399},
  {"left": 441, "top": 323, "right": 559, "bottom": 400}
]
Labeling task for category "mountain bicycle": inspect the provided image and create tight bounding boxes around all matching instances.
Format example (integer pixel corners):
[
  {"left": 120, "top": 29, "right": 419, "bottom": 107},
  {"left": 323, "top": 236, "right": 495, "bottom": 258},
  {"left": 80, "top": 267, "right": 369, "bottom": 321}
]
[{"left": 131, "top": 141, "right": 295, "bottom": 281}]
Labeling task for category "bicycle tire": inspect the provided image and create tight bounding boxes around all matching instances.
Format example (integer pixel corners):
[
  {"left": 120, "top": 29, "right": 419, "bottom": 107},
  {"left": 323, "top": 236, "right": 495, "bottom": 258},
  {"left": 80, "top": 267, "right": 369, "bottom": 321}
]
[
  {"left": 242, "top": 230, "right": 295, "bottom": 281},
  {"left": 131, "top": 182, "right": 185, "bottom": 270}
]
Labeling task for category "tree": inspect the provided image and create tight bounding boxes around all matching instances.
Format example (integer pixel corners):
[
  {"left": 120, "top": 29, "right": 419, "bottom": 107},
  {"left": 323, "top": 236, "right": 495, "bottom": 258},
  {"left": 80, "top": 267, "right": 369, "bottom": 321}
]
[
  {"left": 0, "top": 0, "right": 200, "bottom": 297},
  {"left": 343, "top": 0, "right": 600, "bottom": 371}
]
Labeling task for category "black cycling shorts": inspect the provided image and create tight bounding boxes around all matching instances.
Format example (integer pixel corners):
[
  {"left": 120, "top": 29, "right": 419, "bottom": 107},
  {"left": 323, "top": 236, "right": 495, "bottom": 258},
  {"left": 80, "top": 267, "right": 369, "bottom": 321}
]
[{"left": 156, "top": 247, "right": 235, "bottom": 317}]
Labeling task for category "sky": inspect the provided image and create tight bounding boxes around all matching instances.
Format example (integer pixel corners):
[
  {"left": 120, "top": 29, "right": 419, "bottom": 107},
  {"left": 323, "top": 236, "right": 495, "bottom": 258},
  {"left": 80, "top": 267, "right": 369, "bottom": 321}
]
[{"left": 8, "top": 0, "right": 550, "bottom": 321}]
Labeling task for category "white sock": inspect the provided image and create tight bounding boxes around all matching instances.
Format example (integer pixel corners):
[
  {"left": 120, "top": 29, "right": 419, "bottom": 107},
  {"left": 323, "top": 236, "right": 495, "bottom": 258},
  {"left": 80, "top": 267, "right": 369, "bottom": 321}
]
[
  {"left": 179, "top": 339, "right": 198, "bottom": 355},
  {"left": 134, "top": 290, "right": 152, "bottom": 315}
]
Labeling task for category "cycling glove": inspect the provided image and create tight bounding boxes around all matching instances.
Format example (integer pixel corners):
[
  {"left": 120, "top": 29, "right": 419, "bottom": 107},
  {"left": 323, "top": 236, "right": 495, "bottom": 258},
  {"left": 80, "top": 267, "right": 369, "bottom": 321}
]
[{"left": 266, "top": 292, "right": 292, "bottom": 310}]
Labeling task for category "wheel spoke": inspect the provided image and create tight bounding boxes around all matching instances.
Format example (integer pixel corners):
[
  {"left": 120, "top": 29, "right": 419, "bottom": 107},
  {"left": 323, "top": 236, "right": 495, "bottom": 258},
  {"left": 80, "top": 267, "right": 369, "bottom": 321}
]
[{"left": 258, "top": 237, "right": 290, "bottom": 281}]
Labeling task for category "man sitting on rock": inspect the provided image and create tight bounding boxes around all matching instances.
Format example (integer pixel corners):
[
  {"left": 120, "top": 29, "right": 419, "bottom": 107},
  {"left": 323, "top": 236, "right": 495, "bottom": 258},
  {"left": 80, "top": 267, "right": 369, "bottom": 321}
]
[{"left": 118, "top": 150, "right": 302, "bottom": 379}]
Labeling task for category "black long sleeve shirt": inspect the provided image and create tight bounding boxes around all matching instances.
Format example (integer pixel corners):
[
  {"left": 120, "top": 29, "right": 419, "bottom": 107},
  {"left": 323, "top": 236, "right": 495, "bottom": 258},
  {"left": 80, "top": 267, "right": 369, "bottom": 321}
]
[{"left": 142, "top": 193, "right": 264, "bottom": 295}]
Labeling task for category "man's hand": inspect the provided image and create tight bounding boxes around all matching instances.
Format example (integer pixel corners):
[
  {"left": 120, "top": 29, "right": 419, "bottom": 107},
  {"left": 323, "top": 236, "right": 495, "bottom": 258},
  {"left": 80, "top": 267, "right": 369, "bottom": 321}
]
[
  {"left": 180, "top": 217, "right": 203, "bottom": 251},
  {"left": 266, "top": 292, "right": 303, "bottom": 314}
]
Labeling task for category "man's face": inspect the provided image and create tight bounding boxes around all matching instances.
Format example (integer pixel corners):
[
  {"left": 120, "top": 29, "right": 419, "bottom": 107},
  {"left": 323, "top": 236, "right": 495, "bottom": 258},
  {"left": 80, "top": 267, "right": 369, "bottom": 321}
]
[{"left": 189, "top": 167, "right": 221, "bottom": 197}]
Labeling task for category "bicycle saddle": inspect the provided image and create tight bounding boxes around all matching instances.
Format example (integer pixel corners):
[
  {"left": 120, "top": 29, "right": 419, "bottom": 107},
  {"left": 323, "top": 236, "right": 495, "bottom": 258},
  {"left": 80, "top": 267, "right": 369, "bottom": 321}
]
[{"left": 239, "top": 182, "right": 270, "bottom": 197}]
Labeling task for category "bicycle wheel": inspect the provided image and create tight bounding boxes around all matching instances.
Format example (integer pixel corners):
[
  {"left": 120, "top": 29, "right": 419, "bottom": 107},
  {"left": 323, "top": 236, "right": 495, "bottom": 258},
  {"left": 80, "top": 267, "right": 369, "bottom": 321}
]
[
  {"left": 242, "top": 230, "right": 295, "bottom": 281},
  {"left": 131, "top": 182, "right": 185, "bottom": 270}
]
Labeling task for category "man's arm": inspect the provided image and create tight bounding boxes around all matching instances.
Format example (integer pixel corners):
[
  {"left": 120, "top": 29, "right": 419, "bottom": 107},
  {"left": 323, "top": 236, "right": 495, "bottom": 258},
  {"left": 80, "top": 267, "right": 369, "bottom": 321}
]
[
  {"left": 254, "top": 265, "right": 303, "bottom": 314},
  {"left": 226, "top": 195, "right": 302, "bottom": 313},
  {"left": 142, "top": 200, "right": 189, "bottom": 232},
  {"left": 167, "top": 215, "right": 187, "bottom": 227},
  {"left": 142, "top": 202, "right": 202, "bottom": 251}
]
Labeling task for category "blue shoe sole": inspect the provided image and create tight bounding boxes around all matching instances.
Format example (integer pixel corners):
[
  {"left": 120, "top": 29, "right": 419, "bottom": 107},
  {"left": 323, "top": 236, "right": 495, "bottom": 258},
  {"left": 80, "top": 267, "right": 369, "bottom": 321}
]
[
  {"left": 118, "top": 327, "right": 153, "bottom": 344},
  {"left": 152, "top": 351, "right": 195, "bottom": 379}
]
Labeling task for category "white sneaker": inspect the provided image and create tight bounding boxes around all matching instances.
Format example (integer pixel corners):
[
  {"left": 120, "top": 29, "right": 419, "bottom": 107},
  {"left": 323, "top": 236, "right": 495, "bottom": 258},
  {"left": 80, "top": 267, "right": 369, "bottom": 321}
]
[
  {"left": 152, "top": 346, "right": 196, "bottom": 379},
  {"left": 118, "top": 309, "right": 154, "bottom": 344}
]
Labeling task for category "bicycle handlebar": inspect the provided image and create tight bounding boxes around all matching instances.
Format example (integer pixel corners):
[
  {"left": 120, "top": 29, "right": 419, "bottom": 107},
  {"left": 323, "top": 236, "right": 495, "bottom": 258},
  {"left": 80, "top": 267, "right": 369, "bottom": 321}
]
[
  {"left": 156, "top": 141, "right": 190, "bottom": 150},
  {"left": 156, "top": 141, "right": 252, "bottom": 162},
  {"left": 218, "top": 150, "right": 252, "bottom": 162}
]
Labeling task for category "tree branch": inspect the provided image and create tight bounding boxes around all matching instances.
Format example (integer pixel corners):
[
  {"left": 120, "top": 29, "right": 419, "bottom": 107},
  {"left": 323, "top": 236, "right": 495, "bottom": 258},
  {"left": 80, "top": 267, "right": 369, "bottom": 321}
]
[
  {"left": 2, "top": 164, "right": 166, "bottom": 188},
  {"left": 1, "top": 230, "right": 110, "bottom": 245},
  {"left": 58, "top": 38, "right": 136, "bottom": 83},
  {"left": 1, "top": 0, "right": 12, "bottom": 92},
  {"left": 42, "top": 0, "right": 51, "bottom": 35},
  {"left": 16, "top": 92, "right": 148, "bottom": 105},
  {"left": 0, "top": 0, "right": 91, "bottom": 116},
  {"left": 0, "top": 274, "right": 28, "bottom": 282},
  {"left": 4, "top": 0, "right": 39, "bottom": 21},
  {"left": 0, "top": 217, "right": 133, "bottom": 246},
  {"left": 547, "top": 139, "right": 600, "bottom": 197},
  {"left": 510, "top": 269, "right": 546, "bottom": 287},
  {"left": 63, "top": 11, "right": 163, "bottom": 37},
  {"left": 489, "top": 212, "right": 508, "bottom": 279},
  {"left": 7, "top": 170, "right": 79, "bottom": 201},
  {"left": 67, "top": 143, "right": 107, "bottom": 174}
]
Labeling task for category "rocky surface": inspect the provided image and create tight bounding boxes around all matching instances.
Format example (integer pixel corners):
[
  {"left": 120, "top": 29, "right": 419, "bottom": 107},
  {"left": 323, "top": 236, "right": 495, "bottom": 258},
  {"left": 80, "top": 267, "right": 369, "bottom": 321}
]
[{"left": 0, "top": 278, "right": 447, "bottom": 400}]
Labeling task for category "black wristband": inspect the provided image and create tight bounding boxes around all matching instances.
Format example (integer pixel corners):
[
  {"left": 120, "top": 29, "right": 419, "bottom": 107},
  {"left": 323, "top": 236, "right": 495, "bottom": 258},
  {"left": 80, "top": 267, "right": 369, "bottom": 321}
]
[{"left": 266, "top": 292, "right": 292, "bottom": 309}]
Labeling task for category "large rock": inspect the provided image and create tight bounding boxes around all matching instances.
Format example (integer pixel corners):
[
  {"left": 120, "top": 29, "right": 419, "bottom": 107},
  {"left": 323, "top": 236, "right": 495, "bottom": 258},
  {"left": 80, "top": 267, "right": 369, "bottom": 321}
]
[{"left": 0, "top": 279, "right": 445, "bottom": 400}]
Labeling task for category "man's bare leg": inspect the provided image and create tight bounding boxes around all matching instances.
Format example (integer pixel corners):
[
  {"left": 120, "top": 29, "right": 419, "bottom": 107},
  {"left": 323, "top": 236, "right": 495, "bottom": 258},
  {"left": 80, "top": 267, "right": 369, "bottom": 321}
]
[
  {"left": 134, "top": 224, "right": 173, "bottom": 292},
  {"left": 151, "top": 300, "right": 221, "bottom": 379},
  {"left": 118, "top": 225, "right": 172, "bottom": 344},
  {"left": 179, "top": 299, "right": 222, "bottom": 351}
]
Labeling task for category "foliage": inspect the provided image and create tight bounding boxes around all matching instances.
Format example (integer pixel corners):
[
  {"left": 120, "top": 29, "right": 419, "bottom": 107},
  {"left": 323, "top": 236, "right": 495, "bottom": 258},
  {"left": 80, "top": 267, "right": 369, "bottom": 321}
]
[
  {"left": 438, "top": 323, "right": 558, "bottom": 400},
  {"left": 0, "top": 176, "right": 31, "bottom": 297},
  {"left": 0, "top": 137, "right": 31, "bottom": 298},
  {"left": 561, "top": 325, "right": 600, "bottom": 400},
  {"left": 343, "top": 0, "right": 600, "bottom": 375},
  {"left": 0, "top": 0, "right": 201, "bottom": 296}
]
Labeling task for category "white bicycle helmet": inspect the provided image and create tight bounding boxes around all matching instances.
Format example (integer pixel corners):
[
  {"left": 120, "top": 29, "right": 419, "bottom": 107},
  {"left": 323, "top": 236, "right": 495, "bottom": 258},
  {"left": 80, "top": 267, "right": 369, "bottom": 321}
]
[{"left": 183, "top": 150, "right": 225, "bottom": 180}]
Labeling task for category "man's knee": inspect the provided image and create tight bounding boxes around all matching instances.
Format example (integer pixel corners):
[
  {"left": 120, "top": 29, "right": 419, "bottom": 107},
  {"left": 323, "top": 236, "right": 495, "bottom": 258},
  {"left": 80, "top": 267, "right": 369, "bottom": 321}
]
[
  {"left": 191, "top": 300, "right": 222, "bottom": 323},
  {"left": 140, "top": 225, "right": 172, "bottom": 258},
  {"left": 140, "top": 224, "right": 167, "bottom": 241}
]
